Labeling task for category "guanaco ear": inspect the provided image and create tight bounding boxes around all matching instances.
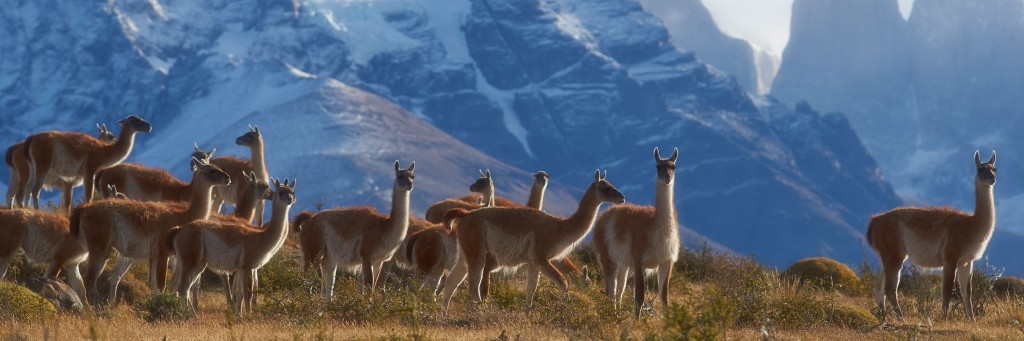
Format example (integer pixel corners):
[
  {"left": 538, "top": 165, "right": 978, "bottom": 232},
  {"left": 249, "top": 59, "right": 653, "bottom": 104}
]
[
  {"left": 407, "top": 161, "right": 415, "bottom": 172},
  {"left": 254, "top": 125, "right": 261, "bottom": 135},
  {"left": 248, "top": 124, "right": 256, "bottom": 132},
  {"left": 191, "top": 157, "right": 201, "bottom": 172},
  {"left": 654, "top": 147, "right": 661, "bottom": 161},
  {"left": 669, "top": 148, "right": 679, "bottom": 162},
  {"left": 989, "top": 150, "right": 997, "bottom": 165},
  {"left": 594, "top": 169, "right": 601, "bottom": 181},
  {"left": 194, "top": 142, "right": 201, "bottom": 152},
  {"left": 394, "top": 160, "right": 401, "bottom": 172},
  {"left": 479, "top": 169, "right": 485, "bottom": 177},
  {"left": 289, "top": 178, "right": 297, "bottom": 188},
  {"left": 97, "top": 123, "right": 103, "bottom": 133},
  {"left": 485, "top": 169, "right": 491, "bottom": 179},
  {"left": 272, "top": 178, "right": 281, "bottom": 188},
  {"left": 975, "top": 150, "right": 982, "bottom": 166},
  {"left": 243, "top": 171, "right": 254, "bottom": 183},
  {"left": 602, "top": 170, "right": 608, "bottom": 180},
  {"left": 208, "top": 148, "right": 216, "bottom": 158}
]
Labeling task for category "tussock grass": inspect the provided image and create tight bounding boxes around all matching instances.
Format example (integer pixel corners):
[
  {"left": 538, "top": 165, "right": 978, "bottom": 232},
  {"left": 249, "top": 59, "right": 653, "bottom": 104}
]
[{"left": 0, "top": 240, "right": 1022, "bottom": 339}]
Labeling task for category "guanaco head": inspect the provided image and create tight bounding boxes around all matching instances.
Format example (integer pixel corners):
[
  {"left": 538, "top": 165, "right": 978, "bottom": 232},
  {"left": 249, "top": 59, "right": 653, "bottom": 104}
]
[
  {"left": 118, "top": 114, "right": 153, "bottom": 133},
  {"left": 96, "top": 123, "right": 116, "bottom": 142},
  {"left": 192, "top": 156, "right": 231, "bottom": 187},
  {"left": 470, "top": 169, "right": 492, "bottom": 193},
  {"left": 532, "top": 171, "right": 549, "bottom": 188},
  {"left": 592, "top": 169, "right": 625, "bottom": 204},
  {"left": 243, "top": 171, "right": 273, "bottom": 200},
  {"left": 974, "top": 150, "right": 997, "bottom": 186},
  {"left": 394, "top": 160, "right": 416, "bottom": 192},
  {"left": 192, "top": 143, "right": 216, "bottom": 169},
  {"left": 654, "top": 147, "right": 678, "bottom": 184},
  {"left": 236, "top": 125, "right": 263, "bottom": 148},
  {"left": 271, "top": 178, "right": 297, "bottom": 205}
]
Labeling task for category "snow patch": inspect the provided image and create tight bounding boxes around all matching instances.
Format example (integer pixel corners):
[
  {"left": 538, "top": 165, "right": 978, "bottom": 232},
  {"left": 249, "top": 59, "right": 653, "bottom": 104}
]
[
  {"left": 308, "top": 0, "right": 423, "bottom": 64},
  {"left": 474, "top": 68, "right": 535, "bottom": 159}
]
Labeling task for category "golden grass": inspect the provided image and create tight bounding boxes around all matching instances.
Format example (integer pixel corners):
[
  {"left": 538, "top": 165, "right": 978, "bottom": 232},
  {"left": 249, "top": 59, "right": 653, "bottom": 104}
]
[{"left": 2, "top": 242, "right": 1024, "bottom": 340}]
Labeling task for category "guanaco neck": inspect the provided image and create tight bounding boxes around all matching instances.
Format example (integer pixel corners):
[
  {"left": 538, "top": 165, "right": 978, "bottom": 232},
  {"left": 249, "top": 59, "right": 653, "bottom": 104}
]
[
  {"left": 973, "top": 181, "right": 995, "bottom": 232},
  {"left": 250, "top": 141, "right": 268, "bottom": 181},
  {"left": 561, "top": 183, "right": 603, "bottom": 238},
  {"left": 385, "top": 185, "right": 411, "bottom": 244},
  {"left": 184, "top": 179, "right": 216, "bottom": 221},
  {"left": 484, "top": 181, "right": 495, "bottom": 207},
  {"left": 257, "top": 197, "right": 292, "bottom": 251},
  {"left": 98, "top": 128, "right": 138, "bottom": 167},
  {"left": 655, "top": 177, "right": 677, "bottom": 229},
  {"left": 527, "top": 182, "right": 546, "bottom": 210}
]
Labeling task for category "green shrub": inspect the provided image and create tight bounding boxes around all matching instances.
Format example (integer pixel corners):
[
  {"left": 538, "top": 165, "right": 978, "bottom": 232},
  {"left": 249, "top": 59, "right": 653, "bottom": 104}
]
[
  {"left": 827, "top": 303, "right": 878, "bottom": 328},
  {"left": 0, "top": 281, "right": 57, "bottom": 321},
  {"left": 781, "top": 257, "right": 859, "bottom": 294},
  {"left": 133, "top": 292, "right": 191, "bottom": 322}
]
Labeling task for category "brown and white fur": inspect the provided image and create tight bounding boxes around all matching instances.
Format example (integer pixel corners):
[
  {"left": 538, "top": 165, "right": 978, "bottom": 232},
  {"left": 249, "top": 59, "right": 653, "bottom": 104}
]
[
  {"left": 299, "top": 161, "right": 414, "bottom": 301},
  {"left": 169, "top": 178, "right": 295, "bottom": 315},
  {"left": 210, "top": 126, "right": 269, "bottom": 224},
  {"left": 94, "top": 145, "right": 215, "bottom": 202},
  {"left": 6, "top": 124, "right": 116, "bottom": 208},
  {"left": 0, "top": 209, "right": 89, "bottom": 306},
  {"left": 441, "top": 170, "right": 625, "bottom": 312},
  {"left": 403, "top": 198, "right": 486, "bottom": 296},
  {"left": 175, "top": 171, "right": 272, "bottom": 310},
  {"left": 71, "top": 157, "right": 230, "bottom": 305},
  {"left": 26, "top": 115, "right": 152, "bottom": 209},
  {"left": 594, "top": 147, "right": 680, "bottom": 317},
  {"left": 867, "top": 150, "right": 997, "bottom": 321}
]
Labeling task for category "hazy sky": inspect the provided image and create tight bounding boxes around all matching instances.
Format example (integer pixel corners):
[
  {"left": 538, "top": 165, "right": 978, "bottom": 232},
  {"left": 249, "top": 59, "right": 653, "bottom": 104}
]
[{"left": 702, "top": 0, "right": 915, "bottom": 53}]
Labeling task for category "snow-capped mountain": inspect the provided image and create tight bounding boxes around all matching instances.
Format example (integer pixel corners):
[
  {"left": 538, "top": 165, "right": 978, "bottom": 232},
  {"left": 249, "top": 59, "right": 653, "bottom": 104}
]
[{"left": 1, "top": 0, "right": 902, "bottom": 268}]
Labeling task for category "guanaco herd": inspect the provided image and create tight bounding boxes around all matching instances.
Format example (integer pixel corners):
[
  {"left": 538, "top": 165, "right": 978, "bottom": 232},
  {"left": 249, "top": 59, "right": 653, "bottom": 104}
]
[{"left": 0, "top": 114, "right": 1001, "bottom": 321}]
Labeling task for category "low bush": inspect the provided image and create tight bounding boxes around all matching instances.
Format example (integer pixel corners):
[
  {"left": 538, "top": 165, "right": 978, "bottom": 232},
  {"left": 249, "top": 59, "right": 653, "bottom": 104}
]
[
  {"left": 0, "top": 281, "right": 57, "bottom": 321},
  {"left": 133, "top": 292, "right": 191, "bottom": 322},
  {"left": 781, "top": 257, "right": 860, "bottom": 294},
  {"left": 994, "top": 276, "right": 1024, "bottom": 299}
]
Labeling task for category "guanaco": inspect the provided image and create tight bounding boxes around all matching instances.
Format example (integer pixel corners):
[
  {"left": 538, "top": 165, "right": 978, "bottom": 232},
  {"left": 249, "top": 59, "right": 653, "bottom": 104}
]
[
  {"left": 441, "top": 170, "right": 625, "bottom": 312},
  {"left": 25, "top": 115, "right": 152, "bottom": 209},
  {"left": 867, "top": 150, "right": 997, "bottom": 321},
  {"left": 594, "top": 147, "right": 680, "bottom": 317},
  {"left": 6, "top": 124, "right": 115, "bottom": 208},
  {"left": 71, "top": 157, "right": 229, "bottom": 304},
  {"left": 299, "top": 161, "right": 414, "bottom": 301}
]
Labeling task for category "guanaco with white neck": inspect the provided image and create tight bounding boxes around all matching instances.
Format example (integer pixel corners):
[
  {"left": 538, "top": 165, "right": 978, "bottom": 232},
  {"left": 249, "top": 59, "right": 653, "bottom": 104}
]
[
  {"left": 440, "top": 170, "right": 625, "bottom": 312},
  {"left": 71, "top": 157, "right": 230, "bottom": 304},
  {"left": 6, "top": 123, "right": 116, "bottom": 208},
  {"left": 594, "top": 147, "right": 680, "bottom": 317},
  {"left": 867, "top": 150, "right": 997, "bottom": 321},
  {"left": 211, "top": 126, "right": 269, "bottom": 224},
  {"left": 170, "top": 178, "right": 295, "bottom": 315},
  {"left": 299, "top": 161, "right": 414, "bottom": 301},
  {"left": 25, "top": 115, "right": 152, "bottom": 209}
]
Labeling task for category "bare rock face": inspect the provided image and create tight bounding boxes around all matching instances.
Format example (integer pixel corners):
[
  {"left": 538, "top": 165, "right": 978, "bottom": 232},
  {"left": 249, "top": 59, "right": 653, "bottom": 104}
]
[{"left": 24, "top": 277, "right": 83, "bottom": 313}]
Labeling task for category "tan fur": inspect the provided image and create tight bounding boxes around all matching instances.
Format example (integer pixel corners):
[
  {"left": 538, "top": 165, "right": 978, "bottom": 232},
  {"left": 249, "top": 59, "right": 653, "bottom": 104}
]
[
  {"left": 25, "top": 115, "right": 152, "bottom": 209},
  {"left": 300, "top": 161, "right": 414, "bottom": 301},
  {"left": 6, "top": 124, "right": 115, "bottom": 208},
  {"left": 594, "top": 147, "right": 679, "bottom": 317},
  {"left": 170, "top": 179, "right": 295, "bottom": 314},
  {"left": 94, "top": 163, "right": 190, "bottom": 202},
  {"left": 210, "top": 126, "right": 269, "bottom": 224},
  {"left": 72, "top": 158, "right": 229, "bottom": 305},
  {"left": 0, "top": 209, "right": 89, "bottom": 306},
  {"left": 867, "top": 150, "right": 997, "bottom": 321},
  {"left": 441, "top": 170, "right": 625, "bottom": 312}
]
